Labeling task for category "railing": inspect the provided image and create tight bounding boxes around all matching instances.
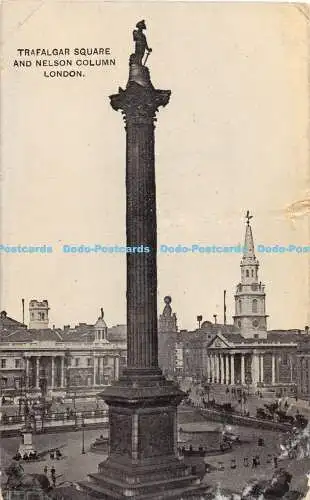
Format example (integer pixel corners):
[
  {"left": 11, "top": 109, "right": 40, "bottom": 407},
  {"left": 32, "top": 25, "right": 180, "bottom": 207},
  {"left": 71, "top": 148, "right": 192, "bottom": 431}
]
[{"left": 0, "top": 408, "right": 108, "bottom": 426}]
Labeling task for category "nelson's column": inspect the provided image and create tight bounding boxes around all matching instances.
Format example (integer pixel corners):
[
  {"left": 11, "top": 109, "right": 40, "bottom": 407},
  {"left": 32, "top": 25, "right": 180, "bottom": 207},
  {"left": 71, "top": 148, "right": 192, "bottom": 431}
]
[{"left": 80, "top": 21, "right": 207, "bottom": 499}]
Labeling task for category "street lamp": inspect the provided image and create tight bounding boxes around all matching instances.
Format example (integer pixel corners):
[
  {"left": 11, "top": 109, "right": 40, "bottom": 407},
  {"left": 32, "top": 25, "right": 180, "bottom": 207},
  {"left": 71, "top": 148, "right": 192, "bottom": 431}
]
[{"left": 81, "top": 417, "right": 86, "bottom": 454}]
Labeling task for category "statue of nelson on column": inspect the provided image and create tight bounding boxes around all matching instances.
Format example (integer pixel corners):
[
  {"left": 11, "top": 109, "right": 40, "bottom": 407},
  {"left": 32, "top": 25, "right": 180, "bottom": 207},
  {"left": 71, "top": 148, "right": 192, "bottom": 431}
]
[{"left": 130, "top": 20, "right": 152, "bottom": 66}]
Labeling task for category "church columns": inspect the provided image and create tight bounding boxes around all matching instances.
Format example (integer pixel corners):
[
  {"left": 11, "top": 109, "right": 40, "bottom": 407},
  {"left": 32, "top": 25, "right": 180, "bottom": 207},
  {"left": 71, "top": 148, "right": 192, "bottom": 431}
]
[
  {"left": 97, "top": 357, "right": 101, "bottom": 384},
  {"left": 225, "top": 355, "right": 230, "bottom": 384},
  {"left": 206, "top": 356, "right": 211, "bottom": 381},
  {"left": 259, "top": 355, "right": 264, "bottom": 383},
  {"left": 215, "top": 355, "right": 220, "bottom": 383},
  {"left": 51, "top": 357, "right": 55, "bottom": 389},
  {"left": 241, "top": 354, "right": 245, "bottom": 385},
  {"left": 60, "top": 356, "right": 65, "bottom": 387},
  {"left": 212, "top": 355, "right": 216, "bottom": 382},
  {"left": 114, "top": 356, "right": 120, "bottom": 380},
  {"left": 93, "top": 356, "right": 97, "bottom": 386},
  {"left": 220, "top": 355, "right": 225, "bottom": 384},
  {"left": 25, "top": 357, "right": 30, "bottom": 387},
  {"left": 211, "top": 355, "right": 215, "bottom": 382},
  {"left": 251, "top": 354, "right": 260, "bottom": 386},
  {"left": 230, "top": 354, "right": 235, "bottom": 385},
  {"left": 272, "top": 354, "right": 276, "bottom": 384},
  {"left": 36, "top": 357, "right": 40, "bottom": 389}
]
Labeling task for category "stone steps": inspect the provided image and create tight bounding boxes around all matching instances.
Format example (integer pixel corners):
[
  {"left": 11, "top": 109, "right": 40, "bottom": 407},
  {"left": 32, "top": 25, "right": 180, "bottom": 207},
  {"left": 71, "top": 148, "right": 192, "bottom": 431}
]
[{"left": 80, "top": 476, "right": 212, "bottom": 500}]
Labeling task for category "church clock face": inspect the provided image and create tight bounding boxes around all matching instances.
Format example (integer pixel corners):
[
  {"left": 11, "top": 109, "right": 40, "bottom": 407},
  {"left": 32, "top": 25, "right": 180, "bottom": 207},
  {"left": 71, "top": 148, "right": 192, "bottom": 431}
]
[{"left": 252, "top": 320, "right": 259, "bottom": 328}]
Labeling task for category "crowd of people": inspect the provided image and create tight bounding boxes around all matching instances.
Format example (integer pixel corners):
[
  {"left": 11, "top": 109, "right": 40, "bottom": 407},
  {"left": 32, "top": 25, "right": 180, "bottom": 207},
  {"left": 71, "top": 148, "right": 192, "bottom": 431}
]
[{"left": 13, "top": 450, "right": 39, "bottom": 461}]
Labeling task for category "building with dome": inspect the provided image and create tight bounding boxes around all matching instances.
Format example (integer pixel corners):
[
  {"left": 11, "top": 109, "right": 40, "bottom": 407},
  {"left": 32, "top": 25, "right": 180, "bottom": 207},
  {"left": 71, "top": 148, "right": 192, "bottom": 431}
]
[{"left": 0, "top": 303, "right": 126, "bottom": 399}]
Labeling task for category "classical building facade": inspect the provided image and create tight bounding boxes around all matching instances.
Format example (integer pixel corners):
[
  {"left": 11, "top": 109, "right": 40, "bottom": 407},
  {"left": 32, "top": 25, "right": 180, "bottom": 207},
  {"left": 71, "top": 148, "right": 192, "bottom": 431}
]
[
  {"left": 296, "top": 338, "right": 310, "bottom": 400},
  {"left": 159, "top": 217, "right": 308, "bottom": 396},
  {"left": 0, "top": 304, "right": 127, "bottom": 399}
]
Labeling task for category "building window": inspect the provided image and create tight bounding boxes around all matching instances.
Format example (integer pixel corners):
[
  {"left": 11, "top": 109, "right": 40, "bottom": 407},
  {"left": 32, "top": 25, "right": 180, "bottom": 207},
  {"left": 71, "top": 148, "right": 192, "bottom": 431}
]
[
  {"left": 282, "top": 354, "right": 288, "bottom": 365},
  {"left": 246, "top": 270, "right": 249, "bottom": 277},
  {"left": 238, "top": 299, "right": 242, "bottom": 314},
  {"left": 31, "top": 313, "right": 34, "bottom": 319},
  {"left": 15, "top": 359, "right": 21, "bottom": 369},
  {"left": 75, "top": 358, "right": 80, "bottom": 367},
  {"left": 1, "top": 377, "right": 7, "bottom": 387},
  {"left": 252, "top": 299, "right": 258, "bottom": 313},
  {"left": 252, "top": 320, "right": 259, "bottom": 328},
  {"left": 254, "top": 334, "right": 259, "bottom": 339},
  {"left": 87, "top": 358, "right": 91, "bottom": 367},
  {"left": 251, "top": 270, "right": 254, "bottom": 277},
  {"left": 238, "top": 320, "right": 241, "bottom": 328},
  {"left": 1, "top": 359, "right": 6, "bottom": 369}
]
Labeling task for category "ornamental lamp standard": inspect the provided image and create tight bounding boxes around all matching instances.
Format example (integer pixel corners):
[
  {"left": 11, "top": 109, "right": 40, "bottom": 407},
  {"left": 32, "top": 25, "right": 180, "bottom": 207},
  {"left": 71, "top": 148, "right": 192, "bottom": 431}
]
[{"left": 81, "top": 417, "right": 86, "bottom": 455}]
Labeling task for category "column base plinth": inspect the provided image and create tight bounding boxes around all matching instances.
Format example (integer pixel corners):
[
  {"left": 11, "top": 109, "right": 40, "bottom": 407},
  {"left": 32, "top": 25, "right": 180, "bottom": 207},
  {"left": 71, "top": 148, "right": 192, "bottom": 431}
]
[{"left": 79, "top": 373, "right": 208, "bottom": 499}]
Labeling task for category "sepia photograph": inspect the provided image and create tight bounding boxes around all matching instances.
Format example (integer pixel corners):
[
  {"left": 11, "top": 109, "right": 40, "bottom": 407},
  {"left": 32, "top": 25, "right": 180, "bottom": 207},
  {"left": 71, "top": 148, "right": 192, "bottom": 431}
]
[{"left": 0, "top": 2, "right": 309, "bottom": 499}]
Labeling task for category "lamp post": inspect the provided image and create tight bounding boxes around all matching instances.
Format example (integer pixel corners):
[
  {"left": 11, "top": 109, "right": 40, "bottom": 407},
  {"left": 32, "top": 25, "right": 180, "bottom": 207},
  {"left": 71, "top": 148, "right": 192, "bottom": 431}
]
[{"left": 81, "top": 417, "right": 86, "bottom": 454}]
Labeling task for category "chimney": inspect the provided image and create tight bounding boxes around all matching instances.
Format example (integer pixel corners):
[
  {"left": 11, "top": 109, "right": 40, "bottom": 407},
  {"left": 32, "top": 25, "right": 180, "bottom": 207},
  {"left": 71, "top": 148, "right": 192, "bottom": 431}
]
[
  {"left": 213, "top": 314, "right": 217, "bottom": 325},
  {"left": 197, "top": 315, "right": 203, "bottom": 329},
  {"left": 64, "top": 325, "right": 70, "bottom": 331},
  {"left": 305, "top": 326, "right": 309, "bottom": 335},
  {"left": 223, "top": 290, "right": 227, "bottom": 325},
  {"left": 22, "top": 298, "right": 25, "bottom": 325}
]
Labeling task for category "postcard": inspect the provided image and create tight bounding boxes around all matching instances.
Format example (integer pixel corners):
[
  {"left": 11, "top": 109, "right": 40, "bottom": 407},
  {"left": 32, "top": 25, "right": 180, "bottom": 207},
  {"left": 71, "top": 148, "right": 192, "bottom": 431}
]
[{"left": 0, "top": 2, "right": 309, "bottom": 499}]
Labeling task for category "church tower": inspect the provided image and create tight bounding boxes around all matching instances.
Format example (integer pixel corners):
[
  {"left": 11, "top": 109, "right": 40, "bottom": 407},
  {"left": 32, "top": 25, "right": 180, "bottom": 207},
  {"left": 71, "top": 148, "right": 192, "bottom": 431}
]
[{"left": 233, "top": 213, "right": 268, "bottom": 339}]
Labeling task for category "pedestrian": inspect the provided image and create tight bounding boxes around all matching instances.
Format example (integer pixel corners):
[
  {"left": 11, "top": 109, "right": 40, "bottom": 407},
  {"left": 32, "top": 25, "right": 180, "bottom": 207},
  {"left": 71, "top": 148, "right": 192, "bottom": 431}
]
[
  {"left": 44, "top": 465, "right": 48, "bottom": 475},
  {"left": 51, "top": 466, "right": 56, "bottom": 487},
  {"left": 252, "top": 456, "right": 257, "bottom": 469},
  {"left": 273, "top": 456, "right": 278, "bottom": 468},
  {"left": 258, "top": 437, "right": 264, "bottom": 447}
]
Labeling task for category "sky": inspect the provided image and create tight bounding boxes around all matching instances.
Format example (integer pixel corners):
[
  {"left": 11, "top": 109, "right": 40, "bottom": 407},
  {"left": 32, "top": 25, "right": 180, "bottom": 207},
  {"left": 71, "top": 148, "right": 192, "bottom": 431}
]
[{"left": 0, "top": 1, "right": 309, "bottom": 331}]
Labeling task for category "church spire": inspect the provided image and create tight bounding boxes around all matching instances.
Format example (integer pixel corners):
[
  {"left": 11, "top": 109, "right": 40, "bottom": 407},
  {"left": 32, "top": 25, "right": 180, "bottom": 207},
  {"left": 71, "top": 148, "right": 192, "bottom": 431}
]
[
  {"left": 233, "top": 213, "right": 268, "bottom": 339},
  {"left": 243, "top": 211, "right": 255, "bottom": 260},
  {"left": 240, "top": 212, "right": 259, "bottom": 284}
]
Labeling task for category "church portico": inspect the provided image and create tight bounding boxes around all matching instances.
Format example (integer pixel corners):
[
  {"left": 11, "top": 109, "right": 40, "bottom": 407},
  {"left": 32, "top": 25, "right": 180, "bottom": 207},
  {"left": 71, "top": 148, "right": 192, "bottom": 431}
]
[{"left": 206, "top": 338, "right": 297, "bottom": 392}]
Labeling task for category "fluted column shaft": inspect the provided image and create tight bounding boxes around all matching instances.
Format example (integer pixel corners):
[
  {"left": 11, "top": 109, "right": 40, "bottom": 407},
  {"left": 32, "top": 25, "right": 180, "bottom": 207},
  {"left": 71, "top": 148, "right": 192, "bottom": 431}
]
[{"left": 126, "top": 117, "right": 158, "bottom": 370}]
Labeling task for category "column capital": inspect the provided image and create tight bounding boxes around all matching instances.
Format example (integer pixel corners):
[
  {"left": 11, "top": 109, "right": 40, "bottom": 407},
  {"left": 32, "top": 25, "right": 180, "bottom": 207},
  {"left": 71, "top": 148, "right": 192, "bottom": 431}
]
[{"left": 110, "top": 79, "right": 171, "bottom": 125}]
